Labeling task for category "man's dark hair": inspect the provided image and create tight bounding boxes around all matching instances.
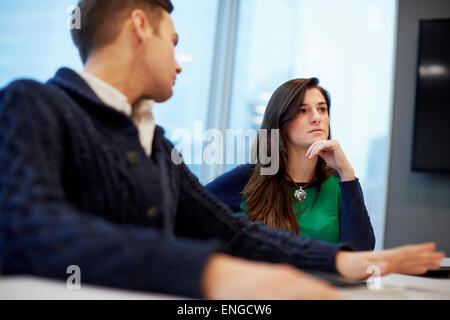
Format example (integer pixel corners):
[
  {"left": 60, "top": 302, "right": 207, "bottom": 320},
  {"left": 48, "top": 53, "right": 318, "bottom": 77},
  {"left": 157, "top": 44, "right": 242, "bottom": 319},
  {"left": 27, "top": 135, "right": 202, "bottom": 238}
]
[{"left": 71, "top": 0, "right": 174, "bottom": 64}]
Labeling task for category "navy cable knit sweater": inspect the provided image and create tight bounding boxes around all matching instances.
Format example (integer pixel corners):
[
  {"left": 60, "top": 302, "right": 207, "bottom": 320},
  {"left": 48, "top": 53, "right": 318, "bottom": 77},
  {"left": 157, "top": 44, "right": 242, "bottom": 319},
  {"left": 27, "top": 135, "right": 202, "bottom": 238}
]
[{"left": 0, "top": 68, "right": 349, "bottom": 298}]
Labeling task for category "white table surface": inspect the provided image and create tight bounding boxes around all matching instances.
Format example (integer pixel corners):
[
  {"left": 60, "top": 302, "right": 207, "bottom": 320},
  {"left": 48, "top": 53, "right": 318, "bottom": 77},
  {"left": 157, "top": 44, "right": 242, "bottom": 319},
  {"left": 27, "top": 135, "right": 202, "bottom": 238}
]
[
  {"left": 0, "top": 276, "right": 183, "bottom": 300},
  {"left": 340, "top": 274, "right": 450, "bottom": 300},
  {"left": 0, "top": 274, "right": 449, "bottom": 300}
]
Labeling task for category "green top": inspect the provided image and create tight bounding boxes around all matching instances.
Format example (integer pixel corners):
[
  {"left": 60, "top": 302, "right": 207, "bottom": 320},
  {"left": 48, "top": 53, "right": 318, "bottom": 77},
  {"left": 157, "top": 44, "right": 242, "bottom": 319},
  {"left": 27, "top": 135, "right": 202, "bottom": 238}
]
[{"left": 238, "top": 176, "right": 342, "bottom": 244}]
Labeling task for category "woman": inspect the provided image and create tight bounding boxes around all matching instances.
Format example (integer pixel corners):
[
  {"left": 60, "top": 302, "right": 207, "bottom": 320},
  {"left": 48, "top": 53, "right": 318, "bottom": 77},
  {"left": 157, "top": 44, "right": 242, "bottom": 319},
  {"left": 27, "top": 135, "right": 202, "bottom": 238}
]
[{"left": 206, "top": 78, "right": 375, "bottom": 250}]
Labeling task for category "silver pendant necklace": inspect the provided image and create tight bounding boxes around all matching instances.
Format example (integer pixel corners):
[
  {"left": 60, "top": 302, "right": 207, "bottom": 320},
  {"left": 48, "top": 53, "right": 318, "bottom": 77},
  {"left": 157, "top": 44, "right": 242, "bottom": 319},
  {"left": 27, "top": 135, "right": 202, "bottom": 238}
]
[
  {"left": 294, "top": 187, "right": 307, "bottom": 202},
  {"left": 287, "top": 173, "right": 315, "bottom": 203}
]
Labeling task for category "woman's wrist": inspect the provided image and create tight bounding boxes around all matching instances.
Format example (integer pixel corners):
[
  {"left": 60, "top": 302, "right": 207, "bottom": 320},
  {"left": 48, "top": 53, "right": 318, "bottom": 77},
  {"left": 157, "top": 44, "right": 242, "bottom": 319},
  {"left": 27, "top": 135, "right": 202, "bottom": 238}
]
[{"left": 338, "top": 166, "right": 355, "bottom": 182}]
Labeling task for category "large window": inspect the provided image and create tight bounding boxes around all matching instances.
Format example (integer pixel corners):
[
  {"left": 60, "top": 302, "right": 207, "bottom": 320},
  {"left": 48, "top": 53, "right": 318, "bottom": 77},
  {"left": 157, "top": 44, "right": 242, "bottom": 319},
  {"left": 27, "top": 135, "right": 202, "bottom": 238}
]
[
  {"left": 227, "top": 0, "right": 397, "bottom": 249},
  {"left": 0, "top": 1, "right": 82, "bottom": 86},
  {"left": 153, "top": 0, "right": 219, "bottom": 179},
  {"left": 0, "top": 0, "right": 219, "bottom": 180}
]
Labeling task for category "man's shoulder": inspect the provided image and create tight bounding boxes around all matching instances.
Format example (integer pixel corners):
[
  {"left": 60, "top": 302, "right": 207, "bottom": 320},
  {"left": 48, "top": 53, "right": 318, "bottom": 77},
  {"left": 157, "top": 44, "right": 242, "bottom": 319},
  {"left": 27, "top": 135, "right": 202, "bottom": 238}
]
[
  {"left": 2, "top": 78, "right": 68, "bottom": 107},
  {"left": 2, "top": 78, "right": 60, "bottom": 96},
  {"left": 1, "top": 78, "right": 77, "bottom": 119}
]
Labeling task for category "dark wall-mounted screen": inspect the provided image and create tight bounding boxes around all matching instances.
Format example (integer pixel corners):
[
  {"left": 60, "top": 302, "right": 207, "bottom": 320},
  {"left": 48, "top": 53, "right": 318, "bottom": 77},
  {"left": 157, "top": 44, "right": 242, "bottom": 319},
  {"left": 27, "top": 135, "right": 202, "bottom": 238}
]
[{"left": 412, "top": 19, "right": 450, "bottom": 173}]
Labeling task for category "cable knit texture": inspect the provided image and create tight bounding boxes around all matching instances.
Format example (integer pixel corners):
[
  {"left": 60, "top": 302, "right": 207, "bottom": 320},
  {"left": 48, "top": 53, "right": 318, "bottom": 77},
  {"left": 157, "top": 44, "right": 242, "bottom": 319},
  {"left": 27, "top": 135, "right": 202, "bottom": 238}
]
[{"left": 0, "top": 68, "right": 350, "bottom": 298}]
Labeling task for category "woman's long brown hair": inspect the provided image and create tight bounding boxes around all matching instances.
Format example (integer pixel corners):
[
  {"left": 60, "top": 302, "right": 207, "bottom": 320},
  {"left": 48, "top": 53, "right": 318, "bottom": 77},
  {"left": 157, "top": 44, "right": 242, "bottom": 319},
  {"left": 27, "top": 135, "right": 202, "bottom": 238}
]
[{"left": 243, "top": 78, "right": 336, "bottom": 234}]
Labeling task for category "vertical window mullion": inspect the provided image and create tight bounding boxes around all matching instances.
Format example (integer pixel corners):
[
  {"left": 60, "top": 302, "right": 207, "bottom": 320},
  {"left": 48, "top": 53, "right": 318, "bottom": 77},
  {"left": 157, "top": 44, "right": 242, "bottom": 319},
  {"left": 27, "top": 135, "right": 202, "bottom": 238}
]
[{"left": 201, "top": 0, "right": 240, "bottom": 184}]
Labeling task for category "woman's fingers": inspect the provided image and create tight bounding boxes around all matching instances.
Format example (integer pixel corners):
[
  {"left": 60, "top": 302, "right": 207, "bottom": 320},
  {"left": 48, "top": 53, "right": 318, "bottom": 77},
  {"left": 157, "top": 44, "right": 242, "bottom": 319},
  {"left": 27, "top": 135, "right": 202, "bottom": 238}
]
[
  {"left": 306, "top": 140, "right": 322, "bottom": 158},
  {"left": 307, "top": 140, "right": 334, "bottom": 159},
  {"left": 307, "top": 144, "right": 321, "bottom": 159}
]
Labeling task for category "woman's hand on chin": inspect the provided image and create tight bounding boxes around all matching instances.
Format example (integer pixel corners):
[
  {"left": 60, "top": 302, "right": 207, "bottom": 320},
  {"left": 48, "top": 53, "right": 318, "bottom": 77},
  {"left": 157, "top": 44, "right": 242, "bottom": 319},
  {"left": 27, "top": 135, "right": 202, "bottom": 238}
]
[{"left": 306, "top": 139, "right": 355, "bottom": 181}]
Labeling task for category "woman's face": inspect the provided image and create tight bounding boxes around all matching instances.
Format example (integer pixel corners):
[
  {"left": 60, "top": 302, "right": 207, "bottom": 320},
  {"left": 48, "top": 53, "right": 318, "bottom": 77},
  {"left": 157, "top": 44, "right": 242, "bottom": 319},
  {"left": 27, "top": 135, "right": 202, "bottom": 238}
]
[{"left": 285, "top": 87, "right": 330, "bottom": 150}]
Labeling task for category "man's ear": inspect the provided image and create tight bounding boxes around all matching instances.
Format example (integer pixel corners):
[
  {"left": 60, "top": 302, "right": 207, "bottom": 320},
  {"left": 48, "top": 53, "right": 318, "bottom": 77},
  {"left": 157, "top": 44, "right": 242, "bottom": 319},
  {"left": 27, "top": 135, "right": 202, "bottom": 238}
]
[{"left": 130, "top": 9, "right": 153, "bottom": 43}]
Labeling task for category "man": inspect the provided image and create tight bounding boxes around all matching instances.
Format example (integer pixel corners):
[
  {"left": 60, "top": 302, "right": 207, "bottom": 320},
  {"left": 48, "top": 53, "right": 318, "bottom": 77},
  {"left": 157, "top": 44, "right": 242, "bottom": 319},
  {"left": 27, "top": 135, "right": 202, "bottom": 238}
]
[{"left": 0, "top": 0, "right": 444, "bottom": 299}]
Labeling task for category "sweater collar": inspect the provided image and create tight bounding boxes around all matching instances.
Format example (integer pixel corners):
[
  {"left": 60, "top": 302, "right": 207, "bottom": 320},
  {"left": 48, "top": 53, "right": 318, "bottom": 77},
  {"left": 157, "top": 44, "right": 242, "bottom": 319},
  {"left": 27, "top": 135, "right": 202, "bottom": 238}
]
[
  {"left": 75, "top": 70, "right": 132, "bottom": 117},
  {"left": 47, "top": 67, "right": 105, "bottom": 106},
  {"left": 47, "top": 67, "right": 165, "bottom": 140}
]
